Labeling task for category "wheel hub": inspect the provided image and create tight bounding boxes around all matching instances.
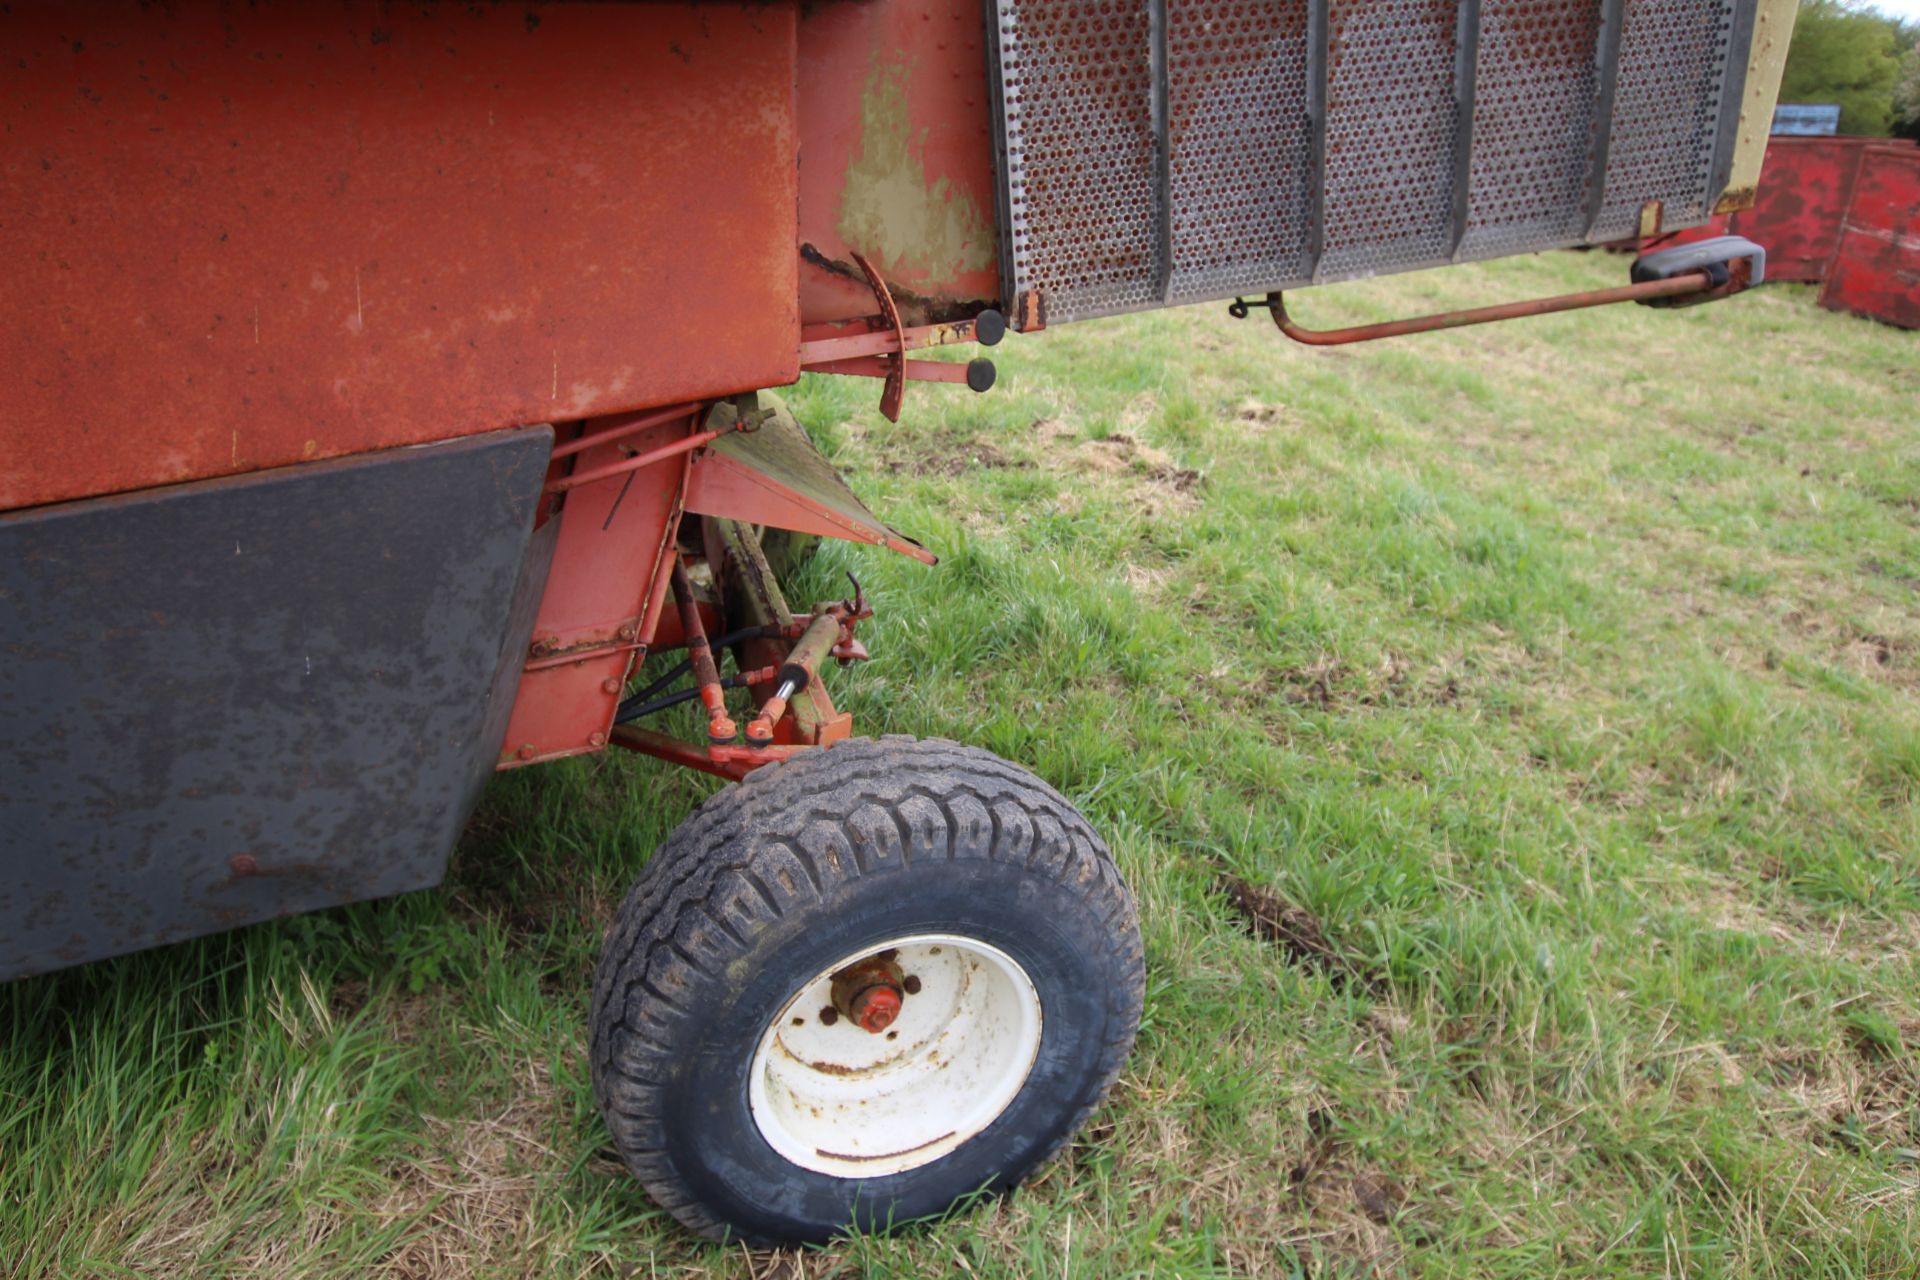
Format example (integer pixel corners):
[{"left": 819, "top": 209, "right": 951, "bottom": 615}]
[
  {"left": 829, "top": 951, "right": 906, "bottom": 1033},
  {"left": 747, "top": 934, "right": 1043, "bottom": 1178}
]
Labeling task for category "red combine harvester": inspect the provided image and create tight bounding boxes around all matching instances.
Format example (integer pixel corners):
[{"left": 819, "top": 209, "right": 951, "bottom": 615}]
[{"left": 2, "top": 0, "right": 1795, "bottom": 1244}]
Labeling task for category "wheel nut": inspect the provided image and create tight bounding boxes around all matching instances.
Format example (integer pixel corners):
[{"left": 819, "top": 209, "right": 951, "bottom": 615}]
[{"left": 849, "top": 984, "right": 902, "bottom": 1033}]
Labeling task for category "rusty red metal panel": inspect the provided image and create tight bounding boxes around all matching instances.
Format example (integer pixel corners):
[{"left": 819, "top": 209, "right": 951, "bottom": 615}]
[
  {"left": 497, "top": 414, "right": 696, "bottom": 767},
  {"left": 795, "top": 0, "right": 1000, "bottom": 327},
  {"left": 1736, "top": 137, "right": 1871, "bottom": 283},
  {"left": 1, "top": 2, "right": 799, "bottom": 512},
  {"left": 1656, "top": 137, "right": 1908, "bottom": 286},
  {"left": 1819, "top": 145, "right": 1920, "bottom": 330}
]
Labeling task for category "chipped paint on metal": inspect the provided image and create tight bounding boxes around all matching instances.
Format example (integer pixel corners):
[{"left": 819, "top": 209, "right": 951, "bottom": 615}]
[{"left": 837, "top": 53, "right": 997, "bottom": 287}]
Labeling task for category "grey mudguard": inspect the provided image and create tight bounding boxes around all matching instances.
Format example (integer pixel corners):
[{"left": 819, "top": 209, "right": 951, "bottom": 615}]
[{"left": 0, "top": 426, "right": 553, "bottom": 981}]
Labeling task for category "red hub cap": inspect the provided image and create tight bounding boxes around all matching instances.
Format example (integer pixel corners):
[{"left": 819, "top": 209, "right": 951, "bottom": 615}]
[{"left": 849, "top": 984, "right": 902, "bottom": 1033}]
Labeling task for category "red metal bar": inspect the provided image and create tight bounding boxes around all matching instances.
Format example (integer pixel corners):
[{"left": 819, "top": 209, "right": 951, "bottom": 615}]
[
  {"left": 798, "top": 317, "right": 983, "bottom": 364},
  {"left": 545, "top": 422, "right": 719, "bottom": 494},
  {"left": 1265, "top": 271, "right": 1715, "bottom": 346},
  {"left": 608, "top": 724, "right": 758, "bottom": 781},
  {"left": 630, "top": 449, "right": 694, "bottom": 654},
  {"left": 670, "top": 556, "right": 739, "bottom": 745},
  {"left": 522, "top": 640, "right": 646, "bottom": 673},
  {"left": 802, "top": 355, "right": 978, "bottom": 383},
  {"left": 550, "top": 402, "right": 702, "bottom": 462},
  {"left": 607, "top": 724, "right": 804, "bottom": 780},
  {"left": 852, "top": 250, "right": 909, "bottom": 422},
  {"left": 710, "top": 742, "right": 807, "bottom": 768}
]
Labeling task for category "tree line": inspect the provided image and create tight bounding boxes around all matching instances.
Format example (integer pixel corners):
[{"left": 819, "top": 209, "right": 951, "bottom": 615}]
[{"left": 1782, "top": 0, "right": 1920, "bottom": 138}]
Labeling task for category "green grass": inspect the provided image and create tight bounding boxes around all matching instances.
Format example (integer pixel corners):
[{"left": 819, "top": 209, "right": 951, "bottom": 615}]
[{"left": 5, "top": 252, "right": 1919, "bottom": 1278}]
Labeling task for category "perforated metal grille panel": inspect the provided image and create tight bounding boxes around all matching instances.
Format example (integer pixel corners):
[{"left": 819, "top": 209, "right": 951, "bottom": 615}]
[
  {"left": 992, "top": 1, "right": 1158, "bottom": 319},
  {"left": 1593, "top": 0, "right": 1741, "bottom": 239},
  {"left": 1459, "top": 0, "right": 1605, "bottom": 261},
  {"left": 1318, "top": 0, "right": 1461, "bottom": 280},
  {"left": 987, "top": 0, "right": 1753, "bottom": 324},
  {"left": 1164, "top": 0, "right": 1313, "bottom": 304}
]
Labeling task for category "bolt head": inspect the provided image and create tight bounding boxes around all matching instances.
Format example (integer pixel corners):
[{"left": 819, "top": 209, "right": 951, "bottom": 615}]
[
  {"left": 516, "top": 744, "right": 535, "bottom": 760},
  {"left": 602, "top": 678, "right": 622, "bottom": 695},
  {"left": 588, "top": 731, "right": 607, "bottom": 748},
  {"left": 228, "top": 854, "right": 257, "bottom": 876}
]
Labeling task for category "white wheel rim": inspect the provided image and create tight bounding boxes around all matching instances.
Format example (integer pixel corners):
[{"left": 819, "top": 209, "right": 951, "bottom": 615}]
[{"left": 747, "top": 933, "right": 1043, "bottom": 1179}]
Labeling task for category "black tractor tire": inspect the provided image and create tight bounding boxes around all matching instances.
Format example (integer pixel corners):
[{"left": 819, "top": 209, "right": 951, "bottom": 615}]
[{"left": 588, "top": 736, "right": 1144, "bottom": 1245}]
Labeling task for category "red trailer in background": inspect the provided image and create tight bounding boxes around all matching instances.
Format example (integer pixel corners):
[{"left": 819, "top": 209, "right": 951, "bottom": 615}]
[
  {"left": 1823, "top": 144, "right": 1920, "bottom": 331},
  {"left": 1663, "top": 135, "right": 1920, "bottom": 326}
]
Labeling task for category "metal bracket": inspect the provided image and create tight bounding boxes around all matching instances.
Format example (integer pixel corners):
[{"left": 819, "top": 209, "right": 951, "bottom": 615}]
[
  {"left": 853, "top": 251, "right": 908, "bottom": 421},
  {"left": 796, "top": 259, "right": 1005, "bottom": 422}
]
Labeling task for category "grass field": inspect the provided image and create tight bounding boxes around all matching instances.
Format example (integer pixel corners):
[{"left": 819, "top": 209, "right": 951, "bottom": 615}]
[{"left": 5, "top": 251, "right": 1919, "bottom": 1279}]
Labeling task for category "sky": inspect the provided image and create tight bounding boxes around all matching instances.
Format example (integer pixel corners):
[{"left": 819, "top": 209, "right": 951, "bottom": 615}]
[{"left": 1865, "top": 0, "right": 1920, "bottom": 20}]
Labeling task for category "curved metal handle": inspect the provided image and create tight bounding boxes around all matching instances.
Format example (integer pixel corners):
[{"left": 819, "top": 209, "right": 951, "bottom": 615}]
[{"left": 1261, "top": 271, "right": 1717, "bottom": 347}]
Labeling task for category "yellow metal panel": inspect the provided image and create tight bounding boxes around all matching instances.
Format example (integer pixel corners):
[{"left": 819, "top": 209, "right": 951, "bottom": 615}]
[{"left": 1717, "top": 0, "right": 1801, "bottom": 213}]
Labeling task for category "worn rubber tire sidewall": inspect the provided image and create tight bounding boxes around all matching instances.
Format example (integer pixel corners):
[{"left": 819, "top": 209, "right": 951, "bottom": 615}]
[
  {"left": 658, "top": 857, "right": 1127, "bottom": 1242},
  {"left": 590, "top": 738, "right": 1143, "bottom": 1246}
]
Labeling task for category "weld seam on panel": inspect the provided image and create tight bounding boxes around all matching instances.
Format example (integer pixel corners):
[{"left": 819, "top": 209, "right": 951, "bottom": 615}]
[
  {"left": 1305, "top": 0, "right": 1330, "bottom": 283},
  {"left": 1149, "top": 0, "right": 1173, "bottom": 303},
  {"left": 1582, "top": 0, "right": 1629, "bottom": 241},
  {"left": 1449, "top": 0, "right": 1483, "bottom": 260}
]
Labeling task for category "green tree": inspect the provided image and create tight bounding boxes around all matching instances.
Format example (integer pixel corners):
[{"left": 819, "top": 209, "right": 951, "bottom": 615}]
[
  {"left": 1895, "top": 43, "right": 1920, "bottom": 141},
  {"left": 1779, "top": 0, "right": 1903, "bottom": 135}
]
